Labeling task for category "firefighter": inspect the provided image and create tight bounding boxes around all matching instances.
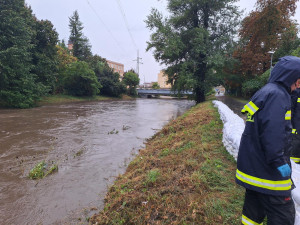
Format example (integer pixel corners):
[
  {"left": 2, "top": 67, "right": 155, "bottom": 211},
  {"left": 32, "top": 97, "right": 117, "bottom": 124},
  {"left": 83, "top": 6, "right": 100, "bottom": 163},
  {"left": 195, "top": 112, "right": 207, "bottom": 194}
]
[
  {"left": 236, "top": 56, "right": 300, "bottom": 225},
  {"left": 291, "top": 83, "right": 300, "bottom": 164}
]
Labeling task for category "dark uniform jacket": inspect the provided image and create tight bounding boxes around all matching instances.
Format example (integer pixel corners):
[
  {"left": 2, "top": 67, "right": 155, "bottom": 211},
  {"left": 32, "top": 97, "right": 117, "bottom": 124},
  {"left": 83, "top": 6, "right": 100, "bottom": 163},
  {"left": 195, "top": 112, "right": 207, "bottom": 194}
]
[
  {"left": 291, "top": 88, "right": 300, "bottom": 131},
  {"left": 290, "top": 88, "right": 300, "bottom": 163},
  {"left": 236, "top": 56, "right": 300, "bottom": 196}
]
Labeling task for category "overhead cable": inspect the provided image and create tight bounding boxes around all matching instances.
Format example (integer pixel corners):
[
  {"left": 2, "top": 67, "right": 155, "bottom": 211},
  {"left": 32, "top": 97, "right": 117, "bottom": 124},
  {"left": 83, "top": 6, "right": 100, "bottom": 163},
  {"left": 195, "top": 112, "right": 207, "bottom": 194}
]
[
  {"left": 115, "top": 0, "right": 138, "bottom": 51},
  {"left": 85, "top": 0, "right": 127, "bottom": 55}
]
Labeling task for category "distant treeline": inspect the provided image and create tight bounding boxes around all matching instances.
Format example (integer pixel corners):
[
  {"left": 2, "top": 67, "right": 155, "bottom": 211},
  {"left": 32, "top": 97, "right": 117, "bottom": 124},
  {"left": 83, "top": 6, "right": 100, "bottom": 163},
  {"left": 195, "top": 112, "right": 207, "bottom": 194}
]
[{"left": 0, "top": 1, "right": 139, "bottom": 108}]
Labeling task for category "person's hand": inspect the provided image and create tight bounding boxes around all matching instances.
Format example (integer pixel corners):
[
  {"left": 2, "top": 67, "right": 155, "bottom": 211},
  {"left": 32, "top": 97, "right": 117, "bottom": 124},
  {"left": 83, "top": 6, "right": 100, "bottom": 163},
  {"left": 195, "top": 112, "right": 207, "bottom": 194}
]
[{"left": 277, "top": 164, "right": 291, "bottom": 177}]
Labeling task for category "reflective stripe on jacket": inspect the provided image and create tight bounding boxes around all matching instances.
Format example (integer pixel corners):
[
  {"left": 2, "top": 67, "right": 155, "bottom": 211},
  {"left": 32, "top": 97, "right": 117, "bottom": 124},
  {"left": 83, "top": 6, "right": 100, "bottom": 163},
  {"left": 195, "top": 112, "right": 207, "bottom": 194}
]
[{"left": 291, "top": 157, "right": 300, "bottom": 163}]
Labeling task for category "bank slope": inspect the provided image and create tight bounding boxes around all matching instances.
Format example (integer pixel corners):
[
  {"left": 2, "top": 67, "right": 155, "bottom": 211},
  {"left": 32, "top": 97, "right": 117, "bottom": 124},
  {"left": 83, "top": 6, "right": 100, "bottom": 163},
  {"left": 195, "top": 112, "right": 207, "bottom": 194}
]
[{"left": 90, "top": 101, "right": 244, "bottom": 224}]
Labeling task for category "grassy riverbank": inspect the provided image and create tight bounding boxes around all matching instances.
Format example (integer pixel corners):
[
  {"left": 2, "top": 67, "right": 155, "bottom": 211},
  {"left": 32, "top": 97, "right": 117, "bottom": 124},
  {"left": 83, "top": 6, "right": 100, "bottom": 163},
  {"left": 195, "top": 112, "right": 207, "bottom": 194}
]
[
  {"left": 37, "top": 94, "right": 133, "bottom": 106},
  {"left": 90, "top": 100, "right": 244, "bottom": 224}
]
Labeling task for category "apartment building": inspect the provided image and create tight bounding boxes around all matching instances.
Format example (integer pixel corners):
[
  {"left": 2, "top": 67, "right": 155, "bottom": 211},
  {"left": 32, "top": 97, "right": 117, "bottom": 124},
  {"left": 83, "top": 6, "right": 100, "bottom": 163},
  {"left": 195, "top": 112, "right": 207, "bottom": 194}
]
[
  {"left": 157, "top": 70, "right": 172, "bottom": 89},
  {"left": 106, "top": 60, "right": 124, "bottom": 77}
]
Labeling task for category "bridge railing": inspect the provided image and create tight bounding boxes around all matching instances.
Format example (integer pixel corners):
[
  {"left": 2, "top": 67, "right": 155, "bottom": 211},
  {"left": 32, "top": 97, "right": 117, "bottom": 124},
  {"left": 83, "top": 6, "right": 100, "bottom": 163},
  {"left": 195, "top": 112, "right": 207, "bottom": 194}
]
[{"left": 137, "top": 89, "right": 193, "bottom": 95}]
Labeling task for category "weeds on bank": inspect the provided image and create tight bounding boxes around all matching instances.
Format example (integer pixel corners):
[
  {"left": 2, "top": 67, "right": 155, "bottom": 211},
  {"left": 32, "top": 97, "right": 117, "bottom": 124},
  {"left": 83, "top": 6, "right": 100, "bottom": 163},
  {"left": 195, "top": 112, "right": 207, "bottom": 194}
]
[
  {"left": 28, "top": 161, "right": 58, "bottom": 179},
  {"left": 90, "top": 101, "right": 244, "bottom": 224}
]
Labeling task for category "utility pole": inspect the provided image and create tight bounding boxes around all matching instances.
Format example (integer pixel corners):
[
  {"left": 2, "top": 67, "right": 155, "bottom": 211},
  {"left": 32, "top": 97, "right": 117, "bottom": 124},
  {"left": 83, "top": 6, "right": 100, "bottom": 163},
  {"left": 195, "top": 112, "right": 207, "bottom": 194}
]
[{"left": 133, "top": 50, "right": 143, "bottom": 83}]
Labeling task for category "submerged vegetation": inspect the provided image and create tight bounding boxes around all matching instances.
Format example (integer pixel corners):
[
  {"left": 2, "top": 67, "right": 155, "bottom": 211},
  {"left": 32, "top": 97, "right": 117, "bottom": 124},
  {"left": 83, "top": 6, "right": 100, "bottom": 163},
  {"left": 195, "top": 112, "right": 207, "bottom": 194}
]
[
  {"left": 90, "top": 101, "right": 244, "bottom": 224},
  {"left": 28, "top": 161, "right": 58, "bottom": 180}
]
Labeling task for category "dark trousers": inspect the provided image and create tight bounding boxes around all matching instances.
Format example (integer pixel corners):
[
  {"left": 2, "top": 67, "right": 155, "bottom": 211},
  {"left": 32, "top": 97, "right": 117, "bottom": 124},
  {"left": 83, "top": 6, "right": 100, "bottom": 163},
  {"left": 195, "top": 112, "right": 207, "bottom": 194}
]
[{"left": 242, "top": 189, "right": 295, "bottom": 225}]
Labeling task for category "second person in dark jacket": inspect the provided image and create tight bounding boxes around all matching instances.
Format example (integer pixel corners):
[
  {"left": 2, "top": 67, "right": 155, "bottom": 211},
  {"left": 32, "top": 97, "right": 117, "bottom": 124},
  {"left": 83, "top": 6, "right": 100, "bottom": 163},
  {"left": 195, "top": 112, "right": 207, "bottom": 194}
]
[{"left": 291, "top": 87, "right": 300, "bottom": 164}]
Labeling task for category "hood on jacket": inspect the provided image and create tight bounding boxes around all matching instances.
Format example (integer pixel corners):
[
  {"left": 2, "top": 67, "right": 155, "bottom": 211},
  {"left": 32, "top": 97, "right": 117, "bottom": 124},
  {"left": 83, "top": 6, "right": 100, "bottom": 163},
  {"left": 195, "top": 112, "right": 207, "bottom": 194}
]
[{"left": 268, "top": 56, "right": 300, "bottom": 90}]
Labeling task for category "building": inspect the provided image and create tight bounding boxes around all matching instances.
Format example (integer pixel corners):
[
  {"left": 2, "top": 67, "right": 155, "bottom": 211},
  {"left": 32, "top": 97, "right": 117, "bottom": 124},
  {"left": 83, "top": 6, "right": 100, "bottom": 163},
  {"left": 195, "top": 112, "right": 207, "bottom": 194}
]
[
  {"left": 67, "top": 40, "right": 73, "bottom": 51},
  {"left": 106, "top": 60, "right": 124, "bottom": 77},
  {"left": 157, "top": 70, "right": 172, "bottom": 89},
  {"left": 140, "top": 82, "right": 156, "bottom": 89}
]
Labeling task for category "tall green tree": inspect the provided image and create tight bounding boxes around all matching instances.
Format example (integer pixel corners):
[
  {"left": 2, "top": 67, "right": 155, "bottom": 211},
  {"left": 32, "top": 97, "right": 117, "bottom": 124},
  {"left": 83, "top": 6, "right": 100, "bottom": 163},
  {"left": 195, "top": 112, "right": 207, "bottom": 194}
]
[
  {"left": 146, "top": 0, "right": 240, "bottom": 103},
  {"left": 68, "top": 10, "right": 92, "bottom": 61},
  {"left": 0, "top": 0, "right": 44, "bottom": 108},
  {"left": 32, "top": 19, "right": 59, "bottom": 93}
]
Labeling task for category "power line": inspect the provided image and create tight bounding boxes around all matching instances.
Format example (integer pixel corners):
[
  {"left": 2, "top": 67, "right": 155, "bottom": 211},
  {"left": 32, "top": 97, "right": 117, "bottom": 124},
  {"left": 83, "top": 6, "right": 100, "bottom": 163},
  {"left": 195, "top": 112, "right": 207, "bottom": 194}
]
[
  {"left": 115, "top": 0, "right": 138, "bottom": 51},
  {"left": 85, "top": 0, "right": 127, "bottom": 55}
]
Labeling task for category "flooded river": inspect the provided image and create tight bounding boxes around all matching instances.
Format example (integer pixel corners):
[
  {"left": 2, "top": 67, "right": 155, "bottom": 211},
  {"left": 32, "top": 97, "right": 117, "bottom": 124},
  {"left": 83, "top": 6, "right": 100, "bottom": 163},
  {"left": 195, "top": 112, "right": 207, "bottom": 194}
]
[{"left": 0, "top": 98, "right": 194, "bottom": 225}]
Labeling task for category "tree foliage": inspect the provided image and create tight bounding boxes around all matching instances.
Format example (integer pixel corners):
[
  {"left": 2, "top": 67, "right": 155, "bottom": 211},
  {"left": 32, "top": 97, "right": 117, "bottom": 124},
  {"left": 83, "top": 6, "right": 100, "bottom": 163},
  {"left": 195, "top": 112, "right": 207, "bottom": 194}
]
[
  {"left": 233, "top": 0, "right": 298, "bottom": 77},
  {"left": 146, "top": 0, "right": 240, "bottom": 103},
  {"left": 32, "top": 19, "right": 59, "bottom": 93},
  {"left": 88, "top": 55, "right": 126, "bottom": 97},
  {"left": 123, "top": 71, "right": 140, "bottom": 96},
  {"left": 68, "top": 10, "right": 92, "bottom": 61},
  {"left": 63, "top": 61, "right": 101, "bottom": 96},
  {"left": 55, "top": 45, "right": 78, "bottom": 93},
  {"left": 0, "top": 0, "right": 46, "bottom": 108},
  {"left": 152, "top": 82, "right": 160, "bottom": 89}
]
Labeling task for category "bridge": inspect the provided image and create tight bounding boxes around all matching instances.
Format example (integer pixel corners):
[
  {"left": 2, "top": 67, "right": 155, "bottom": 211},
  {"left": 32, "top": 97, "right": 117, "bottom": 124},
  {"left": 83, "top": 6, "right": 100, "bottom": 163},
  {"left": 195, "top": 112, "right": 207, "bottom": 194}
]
[{"left": 137, "top": 89, "right": 193, "bottom": 98}]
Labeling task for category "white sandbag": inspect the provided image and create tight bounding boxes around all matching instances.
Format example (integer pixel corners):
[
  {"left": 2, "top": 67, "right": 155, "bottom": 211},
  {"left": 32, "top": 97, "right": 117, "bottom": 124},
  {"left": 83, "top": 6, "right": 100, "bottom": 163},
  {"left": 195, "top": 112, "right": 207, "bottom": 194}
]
[
  {"left": 292, "top": 161, "right": 300, "bottom": 225},
  {"left": 212, "top": 100, "right": 245, "bottom": 160}
]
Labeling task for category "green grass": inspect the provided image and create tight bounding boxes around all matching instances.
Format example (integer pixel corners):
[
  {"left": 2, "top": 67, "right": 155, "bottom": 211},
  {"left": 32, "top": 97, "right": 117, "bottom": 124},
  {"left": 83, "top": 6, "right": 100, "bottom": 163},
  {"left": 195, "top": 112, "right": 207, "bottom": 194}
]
[
  {"left": 37, "top": 94, "right": 133, "bottom": 106},
  {"left": 38, "top": 94, "right": 113, "bottom": 105},
  {"left": 145, "top": 169, "right": 160, "bottom": 185}
]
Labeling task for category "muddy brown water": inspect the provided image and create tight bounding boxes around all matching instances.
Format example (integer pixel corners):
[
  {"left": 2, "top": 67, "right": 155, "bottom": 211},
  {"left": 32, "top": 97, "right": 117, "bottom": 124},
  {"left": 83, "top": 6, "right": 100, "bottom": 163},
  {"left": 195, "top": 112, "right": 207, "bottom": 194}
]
[{"left": 0, "top": 98, "right": 194, "bottom": 225}]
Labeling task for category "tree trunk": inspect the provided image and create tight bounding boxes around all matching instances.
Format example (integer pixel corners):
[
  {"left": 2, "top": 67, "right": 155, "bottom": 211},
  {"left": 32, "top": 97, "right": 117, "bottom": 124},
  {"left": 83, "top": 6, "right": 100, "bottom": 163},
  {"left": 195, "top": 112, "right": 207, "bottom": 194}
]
[
  {"left": 193, "top": 3, "right": 209, "bottom": 104},
  {"left": 194, "top": 85, "right": 205, "bottom": 103}
]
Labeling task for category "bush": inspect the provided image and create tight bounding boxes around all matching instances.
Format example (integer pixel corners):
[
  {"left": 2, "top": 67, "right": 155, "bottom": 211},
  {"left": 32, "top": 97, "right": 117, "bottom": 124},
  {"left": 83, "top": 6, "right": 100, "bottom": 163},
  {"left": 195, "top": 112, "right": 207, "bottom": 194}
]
[
  {"left": 100, "top": 75, "right": 126, "bottom": 97},
  {"left": 63, "top": 61, "right": 101, "bottom": 96},
  {"left": 242, "top": 79, "right": 263, "bottom": 97},
  {"left": 242, "top": 69, "right": 270, "bottom": 97}
]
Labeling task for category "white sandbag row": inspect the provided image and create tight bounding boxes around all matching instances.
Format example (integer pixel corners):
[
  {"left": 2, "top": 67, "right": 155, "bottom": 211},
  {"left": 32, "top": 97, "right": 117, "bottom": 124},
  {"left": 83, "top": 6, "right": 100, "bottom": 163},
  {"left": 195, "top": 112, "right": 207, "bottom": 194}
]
[{"left": 212, "top": 100, "right": 244, "bottom": 160}]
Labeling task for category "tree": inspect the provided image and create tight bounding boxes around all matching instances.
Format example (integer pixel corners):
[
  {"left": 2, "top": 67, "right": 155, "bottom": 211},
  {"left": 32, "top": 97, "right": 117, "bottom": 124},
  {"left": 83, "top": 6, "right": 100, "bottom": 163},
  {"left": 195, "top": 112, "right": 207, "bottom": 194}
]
[
  {"left": 87, "top": 55, "right": 126, "bottom": 97},
  {"left": 234, "top": 0, "right": 298, "bottom": 77},
  {"left": 146, "top": 0, "right": 240, "bottom": 103},
  {"left": 272, "top": 24, "right": 300, "bottom": 62},
  {"left": 123, "top": 71, "right": 140, "bottom": 96},
  {"left": 0, "top": 0, "right": 45, "bottom": 108},
  {"left": 152, "top": 82, "right": 160, "bottom": 89},
  {"left": 32, "top": 19, "right": 59, "bottom": 93},
  {"left": 63, "top": 61, "right": 101, "bottom": 96},
  {"left": 68, "top": 10, "right": 92, "bottom": 61},
  {"left": 56, "top": 45, "right": 78, "bottom": 93}
]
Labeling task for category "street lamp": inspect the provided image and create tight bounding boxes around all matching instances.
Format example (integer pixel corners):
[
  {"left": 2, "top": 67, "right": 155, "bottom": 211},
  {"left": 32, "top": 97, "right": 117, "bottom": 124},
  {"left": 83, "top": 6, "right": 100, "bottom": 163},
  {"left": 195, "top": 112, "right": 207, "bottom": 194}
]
[{"left": 268, "top": 51, "right": 275, "bottom": 73}]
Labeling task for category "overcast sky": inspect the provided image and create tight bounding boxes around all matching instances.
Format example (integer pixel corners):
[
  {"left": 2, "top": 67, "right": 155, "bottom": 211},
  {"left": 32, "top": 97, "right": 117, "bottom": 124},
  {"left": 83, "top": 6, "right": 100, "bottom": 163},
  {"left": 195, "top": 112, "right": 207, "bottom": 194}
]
[{"left": 24, "top": 0, "right": 300, "bottom": 83}]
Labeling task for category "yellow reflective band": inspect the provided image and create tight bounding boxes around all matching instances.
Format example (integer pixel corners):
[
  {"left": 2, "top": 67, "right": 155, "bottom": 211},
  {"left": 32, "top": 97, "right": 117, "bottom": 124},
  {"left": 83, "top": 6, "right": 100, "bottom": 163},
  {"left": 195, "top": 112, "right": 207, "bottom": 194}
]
[
  {"left": 242, "top": 214, "right": 263, "bottom": 225},
  {"left": 241, "top": 101, "right": 259, "bottom": 115},
  {"left": 291, "top": 157, "right": 300, "bottom": 163},
  {"left": 298, "top": 98, "right": 300, "bottom": 103},
  {"left": 236, "top": 169, "right": 292, "bottom": 191},
  {"left": 292, "top": 129, "right": 297, "bottom": 134},
  {"left": 285, "top": 110, "right": 291, "bottom": 120}
]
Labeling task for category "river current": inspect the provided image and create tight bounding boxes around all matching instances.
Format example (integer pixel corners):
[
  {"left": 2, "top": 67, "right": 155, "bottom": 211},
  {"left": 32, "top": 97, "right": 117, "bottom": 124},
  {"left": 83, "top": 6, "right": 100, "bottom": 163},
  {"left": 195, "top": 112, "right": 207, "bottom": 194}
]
[{"left": 0, "top": 98, "right": 194, "bottom": 225}]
